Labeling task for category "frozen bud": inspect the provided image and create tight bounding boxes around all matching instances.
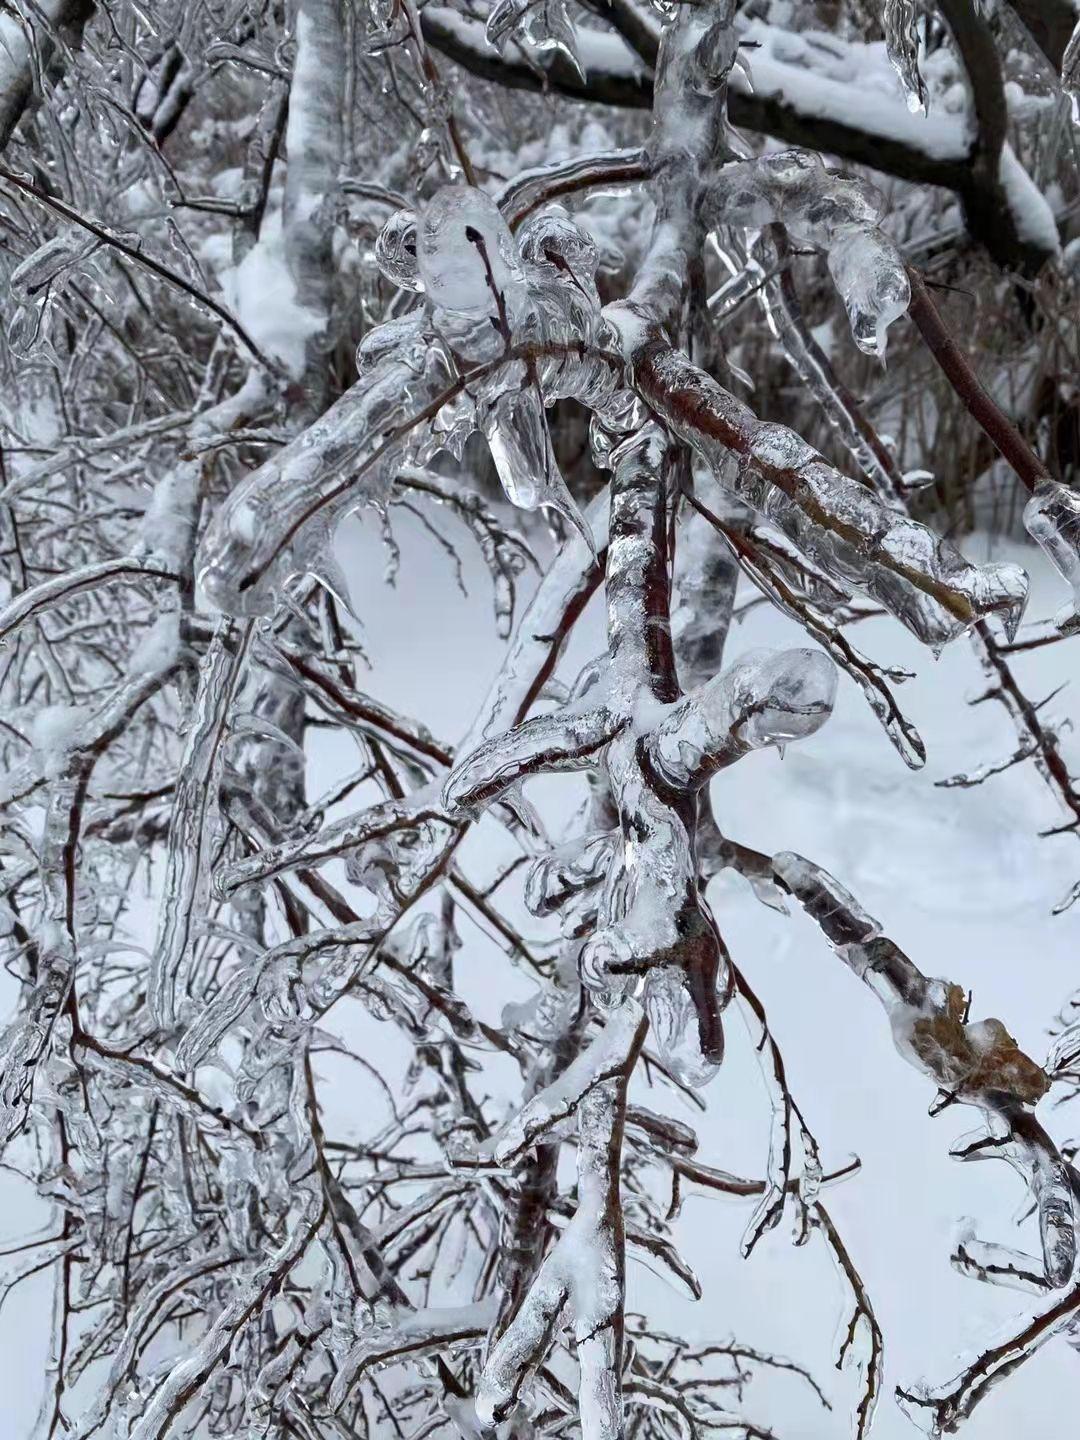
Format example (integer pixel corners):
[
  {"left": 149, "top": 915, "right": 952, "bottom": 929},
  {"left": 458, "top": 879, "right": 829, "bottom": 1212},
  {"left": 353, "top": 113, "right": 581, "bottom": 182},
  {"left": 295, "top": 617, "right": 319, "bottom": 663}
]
[
  {"left": 518, "top": 207, "right": 599, "bottom": 284},
  {"left": 417, "top": 185, "right": 525, "bottom": 319},
  {"left": 647, "top": 648, "right": 836, "bottom": 789},
  {"left": 374, "top": 209, "right": 422, "bottom": 291},
  {"left": 578, "top": 930, "right": 637, "bottom": 1006}
]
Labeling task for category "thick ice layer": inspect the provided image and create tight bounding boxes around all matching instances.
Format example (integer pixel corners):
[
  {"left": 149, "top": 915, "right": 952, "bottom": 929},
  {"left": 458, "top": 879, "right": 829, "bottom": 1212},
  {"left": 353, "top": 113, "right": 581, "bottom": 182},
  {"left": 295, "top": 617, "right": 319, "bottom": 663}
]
[
  {"left": 416, "top": 185, "right": 526, "bottom": 320},
  {"left": 647, "top": 647, "right": 837, "bottom": 788},
  {"left": 704, "top": 150, "right": 910, "bottom": 358},
  {"left": 1023, "top": 478, "right": 1080, "bottom": 628},
  {"left": 883, "top": 0, "right": 926, "bottom": 114}
]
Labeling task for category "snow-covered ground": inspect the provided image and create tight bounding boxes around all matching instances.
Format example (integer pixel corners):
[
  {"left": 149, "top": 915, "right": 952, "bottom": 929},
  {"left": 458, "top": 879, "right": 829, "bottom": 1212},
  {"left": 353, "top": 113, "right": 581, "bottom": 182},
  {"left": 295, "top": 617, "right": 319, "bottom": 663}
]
[{"left": 2, "top": 502, "right": 1078, "bottom": 1437}]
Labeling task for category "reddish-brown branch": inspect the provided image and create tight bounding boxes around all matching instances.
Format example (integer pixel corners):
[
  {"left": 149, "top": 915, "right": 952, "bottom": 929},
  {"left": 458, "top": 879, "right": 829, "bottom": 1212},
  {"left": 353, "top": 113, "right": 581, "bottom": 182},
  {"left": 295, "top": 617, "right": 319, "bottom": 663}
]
[{"left": 905, "top": 267, "right": 1052, "bottom": 494}]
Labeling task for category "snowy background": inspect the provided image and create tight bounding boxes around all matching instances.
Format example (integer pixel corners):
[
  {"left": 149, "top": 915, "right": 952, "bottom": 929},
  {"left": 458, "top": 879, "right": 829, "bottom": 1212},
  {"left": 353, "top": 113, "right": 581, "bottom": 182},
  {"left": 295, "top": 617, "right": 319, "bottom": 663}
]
[{"left": 4, "top": 503, "right": 1077, "bottom": 1438}]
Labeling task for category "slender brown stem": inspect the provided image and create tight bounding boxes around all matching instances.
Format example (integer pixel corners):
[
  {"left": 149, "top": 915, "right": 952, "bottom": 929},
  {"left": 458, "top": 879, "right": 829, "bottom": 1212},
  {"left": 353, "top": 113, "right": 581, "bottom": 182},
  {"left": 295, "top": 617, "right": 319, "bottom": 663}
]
[{"left": 905, "top": 266, "right": 1052, "bottom": 494}]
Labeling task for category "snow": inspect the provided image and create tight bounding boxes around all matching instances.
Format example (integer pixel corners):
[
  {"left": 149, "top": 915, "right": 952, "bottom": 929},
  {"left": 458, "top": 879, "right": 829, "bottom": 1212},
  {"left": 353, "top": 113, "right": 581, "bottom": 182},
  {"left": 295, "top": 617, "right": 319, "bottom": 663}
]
[
  {"left": 735, "top": 22, "right": 969, "bottom": 162},
  {"left": 998, "top": 146, "right": 1062, "bottom": 256},
  {"left": 201, "top": 209, "right": 324, "bottom": 378}
]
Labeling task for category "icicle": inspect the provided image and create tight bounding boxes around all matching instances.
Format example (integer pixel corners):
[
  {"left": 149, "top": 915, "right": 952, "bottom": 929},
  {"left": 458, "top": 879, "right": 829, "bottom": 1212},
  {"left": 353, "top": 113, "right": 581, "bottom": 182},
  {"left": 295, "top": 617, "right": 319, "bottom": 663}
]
[
  {"left": 883, "top": 0, "right": 927, "bottom": 115},
  {"left": 485, "top": 0, "right": 585, "bottom": 80},
  {"left": 705, "top": 151, "right": 910, "bottom": 358},
  {"left": 415, "top": 186, "right": 595, "bottom": 543},
  {"left": 480, "top": 375, "right": 593, "bottom": 550}
]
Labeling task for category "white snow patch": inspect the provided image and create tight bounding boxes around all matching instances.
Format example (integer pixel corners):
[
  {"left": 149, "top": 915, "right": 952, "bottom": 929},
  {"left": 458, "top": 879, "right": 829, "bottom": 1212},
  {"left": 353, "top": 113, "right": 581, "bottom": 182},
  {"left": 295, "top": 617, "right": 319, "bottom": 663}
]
[{"left": 202, "top": 210, "right": 324, "bottom": 378}]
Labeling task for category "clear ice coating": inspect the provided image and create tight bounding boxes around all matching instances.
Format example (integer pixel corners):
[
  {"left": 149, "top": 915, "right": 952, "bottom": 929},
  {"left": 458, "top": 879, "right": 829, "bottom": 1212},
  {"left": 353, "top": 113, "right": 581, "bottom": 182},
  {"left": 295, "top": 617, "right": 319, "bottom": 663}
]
[
  {"left": 733, "top": 429, "right": 1030, "bottom": 649},
  {"left": 197, "top": 186, "right": 620, "bottom": 618},
  {"left": 1064, "top": 18, "right": 1080, "bottom": 124},
  {"left": 647, "top": 647, "right": 837, "bottom": 787},
  {"left": 1023, "top": 478, "right": 1080, "bottom": 628},
  {"left": 8, "top": 230, "right": 98, "bottom": 352},
  {"left": 373, "top": 208, "right": 422, "bottom": 291},
  {"left": 198, "top": 329, "right": 453, "bottom": 615},
  {"left": 416, "top": 185, "right": 527, "bottom": 324},
  {"left": 485, "top": 0, "right": 585, "bottom": 79},
  {"left": 883, "top": 0, "right": 927, "bottom": 114},
  {"left": 149, "top": 625, "right": 242, "bottom": 1028},
  {"left": 704, "top": 150, "right": 910, "bottom": 358}
]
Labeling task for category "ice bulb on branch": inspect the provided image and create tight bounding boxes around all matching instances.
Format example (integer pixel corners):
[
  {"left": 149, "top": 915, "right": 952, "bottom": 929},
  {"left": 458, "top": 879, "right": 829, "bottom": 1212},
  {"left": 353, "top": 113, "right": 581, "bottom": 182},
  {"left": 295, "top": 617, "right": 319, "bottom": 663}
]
[
  {"left": 373, "top": 209, "right": 422, "bottom": 291},
  {"left": 416, "top": 185, "right": 527, "bottom": 325},
  {"left": 646, "top": 647, "right": 837, "bottom": 789},
  {"left": 828, "top": 229, "right": 911, "bottom": 360}
]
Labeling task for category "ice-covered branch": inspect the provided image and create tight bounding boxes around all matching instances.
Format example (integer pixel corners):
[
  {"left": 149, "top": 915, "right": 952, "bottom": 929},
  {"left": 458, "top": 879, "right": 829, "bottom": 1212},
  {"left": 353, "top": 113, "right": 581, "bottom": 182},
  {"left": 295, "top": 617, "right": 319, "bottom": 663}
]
[
  {"left": 475, "top": 1003, "right": 644, "bottom": 1434},
  {"left": 0, "top": 558, "right": 180, "bottom": 646},
  {"left": 126, "top": 1191, "right": 324, "bottom": 1440},
  {"left": 421, "top": 7, "right": 1057, "bottom": 270},
  {"left": 150, "top": 622, "right": 250, "bottom": 1027},
  {"left": 0, "top": 0, "right": 93, "bottom": 152},
  {"left": 617, "top": 338, "right": 1028, "bottom": 651},
  {"left": 773, "top": 850, "right": 1080, "bottom": 1303}
]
